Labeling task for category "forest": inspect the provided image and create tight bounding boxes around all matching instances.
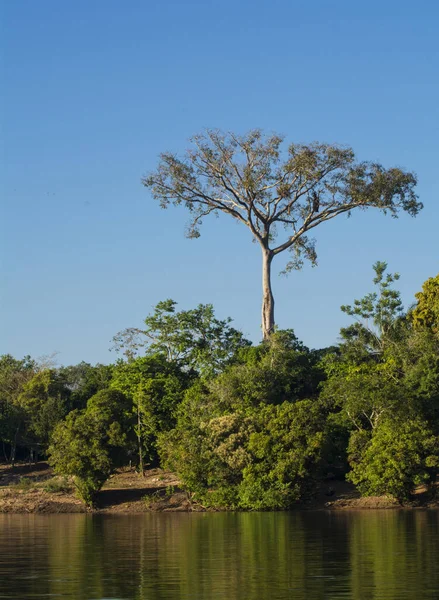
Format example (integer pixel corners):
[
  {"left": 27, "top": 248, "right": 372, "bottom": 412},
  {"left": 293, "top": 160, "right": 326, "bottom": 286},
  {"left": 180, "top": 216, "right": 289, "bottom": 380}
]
[{"left": 1, "top": 265, "right": 438, "bottom": 508}]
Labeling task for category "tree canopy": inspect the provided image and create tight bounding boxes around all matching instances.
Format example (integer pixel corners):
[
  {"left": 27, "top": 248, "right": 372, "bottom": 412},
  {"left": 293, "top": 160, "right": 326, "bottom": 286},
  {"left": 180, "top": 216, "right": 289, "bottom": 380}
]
[
  {"left": 411, "top": 274, "right": 439, "bottom": 333},
  {"left": 3, "top": 265, "right": 439, "bottom": 509},
  {"left": 112, "top": 299, "right": 250, "bottom": 377},
  {"left": 143, "top": 129, "right": 421, "bottom": 338}
]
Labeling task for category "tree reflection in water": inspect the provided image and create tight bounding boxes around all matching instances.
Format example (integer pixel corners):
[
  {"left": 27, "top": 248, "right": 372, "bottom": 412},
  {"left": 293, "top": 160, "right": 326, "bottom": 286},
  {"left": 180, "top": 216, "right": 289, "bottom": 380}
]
[{"left": 0, "top": 511, "right": 438, "bottom": 599}]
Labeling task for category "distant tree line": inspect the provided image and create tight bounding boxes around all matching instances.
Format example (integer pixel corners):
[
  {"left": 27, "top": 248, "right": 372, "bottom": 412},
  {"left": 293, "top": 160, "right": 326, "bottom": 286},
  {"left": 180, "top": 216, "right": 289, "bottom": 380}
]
[{"left": 1, "top": 268, "right": 438, "bottom": 507}]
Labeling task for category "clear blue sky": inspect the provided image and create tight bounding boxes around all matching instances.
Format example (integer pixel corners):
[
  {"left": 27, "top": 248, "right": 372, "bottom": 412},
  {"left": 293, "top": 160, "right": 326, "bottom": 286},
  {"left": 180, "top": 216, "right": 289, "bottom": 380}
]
[{"left": 2, "top": 0, "right": 438, "bottom": 366}]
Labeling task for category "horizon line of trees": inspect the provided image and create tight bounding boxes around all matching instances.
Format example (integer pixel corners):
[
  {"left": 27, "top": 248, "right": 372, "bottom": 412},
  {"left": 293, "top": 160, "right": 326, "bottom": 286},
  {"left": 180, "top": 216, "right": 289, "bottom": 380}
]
[{"left": 1, "top": 265, "right": 438, "bottom": 507}]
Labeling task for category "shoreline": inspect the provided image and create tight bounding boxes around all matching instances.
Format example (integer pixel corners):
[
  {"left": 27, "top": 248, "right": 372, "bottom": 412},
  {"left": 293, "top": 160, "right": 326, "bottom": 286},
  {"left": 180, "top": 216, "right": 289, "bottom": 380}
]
[{"left": 1, "top": 462, "right": 438, "bottom": 514}]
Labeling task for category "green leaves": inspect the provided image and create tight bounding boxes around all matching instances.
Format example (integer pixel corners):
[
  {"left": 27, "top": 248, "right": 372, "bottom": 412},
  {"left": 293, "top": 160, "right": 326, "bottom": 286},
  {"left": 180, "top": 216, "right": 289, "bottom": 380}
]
[
  {"left": 143, "top": 129, "right": 420, "bottom": 337},
  {"left": 112, "top": 299, "right": 250, "bottom": 377},
  {"left": 411, "top": 274, "right": 439, "bottom": 333},
  {"left": 340, "top": 261, "right": 404, "bottom": 347},
  {"left": 18, "top": 370, "right": 70, "bottom": 449},
  {"left": 161, "top": 398, "right": 326, "bottom": 510},
  {"left": 158, "top": 332, "right": 327, "bottom": 509},
  {"left": 321, "top": 265, "right": 439, "bottom": 502},
  {"left": 49, "top": 410, "right": 112, "bottom": 505},
  {"left": 48, "top": 390, "right": 134, "bottom": 506},
  {"left": 111, "top": 355, "right": 192, "bottom": 465},
  {"left": 143, "top": 129, "right": 420, "bottom": 268},
  {"left": 0, "top": 355, "right": 37, "bottom": 457},
  {"left": 347, "top": 418, "right": 439, "bottom": 502}
]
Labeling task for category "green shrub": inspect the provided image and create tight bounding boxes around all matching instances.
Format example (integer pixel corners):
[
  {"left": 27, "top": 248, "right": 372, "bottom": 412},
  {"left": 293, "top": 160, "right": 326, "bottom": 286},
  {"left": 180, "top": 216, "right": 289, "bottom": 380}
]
[
  {"left": 48, "top": 389, "right": 134, "bottom": 506},
  {"left": 43, "top": 477, "right": 73, "bottom": 494},
  {"left": 13, "top": 477, "right": 33, "bottom": 491},
  {"left": 160, "top": 399, "right": 326, "bottom": 510},
  {"left": 347, "top": 418, "right": 439, "bottom": 502}
]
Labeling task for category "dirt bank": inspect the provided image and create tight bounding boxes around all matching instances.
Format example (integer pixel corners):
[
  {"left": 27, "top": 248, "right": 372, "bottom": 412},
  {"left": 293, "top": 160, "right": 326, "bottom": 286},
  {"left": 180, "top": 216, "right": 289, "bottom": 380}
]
[
  {"left": 1, "top": 462, "right": 437, "bottom": 513},
  {"left": 0, "top": 462, "right": 201, "bottom": 514}
]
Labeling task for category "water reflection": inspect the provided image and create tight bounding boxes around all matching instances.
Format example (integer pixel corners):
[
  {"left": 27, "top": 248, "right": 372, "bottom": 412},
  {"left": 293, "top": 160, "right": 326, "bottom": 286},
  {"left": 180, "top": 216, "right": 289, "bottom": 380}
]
[{"left": 0, "top": 511, "right": 438, "bottom": 599}]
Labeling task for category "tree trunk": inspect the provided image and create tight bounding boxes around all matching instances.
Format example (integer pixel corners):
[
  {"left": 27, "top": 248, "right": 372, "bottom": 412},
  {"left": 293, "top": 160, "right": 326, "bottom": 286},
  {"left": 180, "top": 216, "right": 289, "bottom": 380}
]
[
  {"left": 10, "top": 442, "right": 16, "bottom": 465},
  {"left": 3, "top": 442, "right": 8, "bottom": 463},
  {"left": 137, "top": 403, "right": 144, "bottom": 477},
  {"left": 261, "top": 249, "right": 275, "bottom": 339},
  {"left": 10, "top": 425, "right": 20, "bottom": 465}
]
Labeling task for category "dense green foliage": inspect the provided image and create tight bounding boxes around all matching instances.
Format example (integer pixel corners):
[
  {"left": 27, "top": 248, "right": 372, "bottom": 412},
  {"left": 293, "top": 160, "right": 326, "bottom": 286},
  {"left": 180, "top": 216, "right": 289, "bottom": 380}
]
[
  {"left": 0, "top": 355, "right": 37, "bottom": 462},
  {"left": 156, "top": 332, "right": 326, "bottom": 508},
  {"left": 110, "top": 355, "right": 194, "bottom": 471},
  {"left": 347, "top": 418, "right": 439, "bottom": 502},
  {"left": 112, "top": 299, "right": 250, "bottom": 376},
  {"left": 411, "top": 274, "right": 439, "bottom": 333},
  {"left": 2, "top": 270, "right": 439, "bottom": 507},
  {"left": 160, "top": 397, "right": 326, "bottom": 509},
  {"left": 49, "top": 389, "right": 134, "bottom": 505},
  {"left": 320, "top": 263, "right": 439, "bottom": 501}
]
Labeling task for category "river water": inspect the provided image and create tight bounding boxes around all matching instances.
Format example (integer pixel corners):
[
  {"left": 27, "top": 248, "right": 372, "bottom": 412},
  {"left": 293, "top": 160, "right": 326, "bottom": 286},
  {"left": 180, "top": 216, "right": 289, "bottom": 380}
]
[{"left": 0, "top": 511, "right": 438, "bottom": 599}]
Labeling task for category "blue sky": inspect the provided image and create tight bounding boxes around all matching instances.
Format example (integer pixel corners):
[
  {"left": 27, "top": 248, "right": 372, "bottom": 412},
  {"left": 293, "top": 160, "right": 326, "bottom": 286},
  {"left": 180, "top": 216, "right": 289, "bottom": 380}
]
[{"left": 2, "top": 0, "right": 438, "bottom": 365}]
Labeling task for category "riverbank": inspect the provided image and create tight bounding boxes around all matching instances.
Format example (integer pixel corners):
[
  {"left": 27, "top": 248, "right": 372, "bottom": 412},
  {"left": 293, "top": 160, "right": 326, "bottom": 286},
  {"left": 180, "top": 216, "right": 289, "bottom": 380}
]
[
  {"left": 0, "top": 462, "right": 196, "bottom": 513},
  {"left": 1, "top": 462, "right": 437, "bottom": 513}
]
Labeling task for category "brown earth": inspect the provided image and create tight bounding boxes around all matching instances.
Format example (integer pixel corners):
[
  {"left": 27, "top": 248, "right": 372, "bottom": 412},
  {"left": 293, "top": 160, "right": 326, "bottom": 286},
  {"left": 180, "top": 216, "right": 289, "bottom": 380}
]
[
  {"left": 315, "top": 476, "right": 439, "bottom": 510},
  {"left": 0, "top": 462, "right": 203, "bottom": 514},
  {"left": 0, "top": 462, "right": 438, "bottom": 513},
  {"left": 0, "top": 462, "right": 85, "bottom": 513}
]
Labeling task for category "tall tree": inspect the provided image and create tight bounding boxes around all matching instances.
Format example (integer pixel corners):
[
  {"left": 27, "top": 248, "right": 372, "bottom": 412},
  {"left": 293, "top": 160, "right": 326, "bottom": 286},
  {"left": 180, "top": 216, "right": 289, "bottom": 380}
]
[{"left": 143, "top": 129, "right": 421, "bottom": 338}]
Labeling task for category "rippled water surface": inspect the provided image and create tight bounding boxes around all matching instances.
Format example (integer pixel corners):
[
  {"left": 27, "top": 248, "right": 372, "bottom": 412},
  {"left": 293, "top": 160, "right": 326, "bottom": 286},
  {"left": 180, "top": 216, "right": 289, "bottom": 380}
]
[{"left": 0, "top": 511, "right": 438, "bottom": 599}]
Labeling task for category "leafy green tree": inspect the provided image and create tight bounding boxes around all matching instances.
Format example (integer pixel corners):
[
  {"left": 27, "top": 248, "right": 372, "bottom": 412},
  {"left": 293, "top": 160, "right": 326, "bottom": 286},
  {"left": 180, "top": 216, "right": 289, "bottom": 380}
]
[
  {"left": 392, "top": 274, "right": 439, "bottom": 427},
  {"left": 0, "top": 355, "right": 37, "bottom": 462},
  {"left": 206, "top": 330, "right": 324, "bottom": 412},
  {"left": 385, "top": 326, "right": 439, "bottom": 428},
  {"left": 18, "top": 369, "right": 70, "bottom": 453},
  {"left": 0, "top": 358, "right": 112, "bottom": 462},
  {"left": 411, "top": 274, "right": 439, "bottom": 333},
  {"left": 321, "top": 262, "right": 409, "bottom": 431},
  {"left": 238, "top": 400, "right": 327, "bottom": 509},
  {"left": 160, "top": 399, "right": 326, "bottom": 509},
  {"left": 322, "top": 265, "right": 439, "bottom": 500},
  {"left": 143, "top": 129, "right": 421, "bottom": 338},
  {"left": 159, "top": 331, "right": 327, "bottom": 508},
  {"left": 112, "top": 299, "right": 250, "bottom": 377},
  {"left": 347, "top": 418, "right": 439, "bottom": 502},
  {"left": 49, "top": 389, "right": 134, "bottom": 505},
  {"left": 111, "top": 355, "right": 193, "bottom": 473},
  {"left": 322, "top": 360, "right": 408, "bottom": 431},
  {"left": 49, "top": 410, "right": 113, "bottom": 505},
  {"left": 58, "top": 362, "right": 114, "bottom": 411},
  {"left": 324, "top": 266, "right": 439, "bottom": 433},
  {"left": 340, "top": 260, "right": 405, "bottom": 355}
]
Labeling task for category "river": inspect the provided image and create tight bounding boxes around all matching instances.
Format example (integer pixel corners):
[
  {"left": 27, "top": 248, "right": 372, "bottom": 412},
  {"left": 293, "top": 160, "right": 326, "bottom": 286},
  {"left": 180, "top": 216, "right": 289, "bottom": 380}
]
[{"left": 0, "top": 511, "right": 438, "bottom": 599}]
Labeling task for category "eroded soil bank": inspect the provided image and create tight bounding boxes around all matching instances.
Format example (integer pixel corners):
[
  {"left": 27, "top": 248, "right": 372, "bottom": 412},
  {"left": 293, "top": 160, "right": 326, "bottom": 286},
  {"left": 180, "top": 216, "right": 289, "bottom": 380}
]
[
  {"left": 0, "top": 462, "right": 437, "bottom": 513},
  {"left": 0, "top": 462, "right": 193, "bottom": 513}
]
